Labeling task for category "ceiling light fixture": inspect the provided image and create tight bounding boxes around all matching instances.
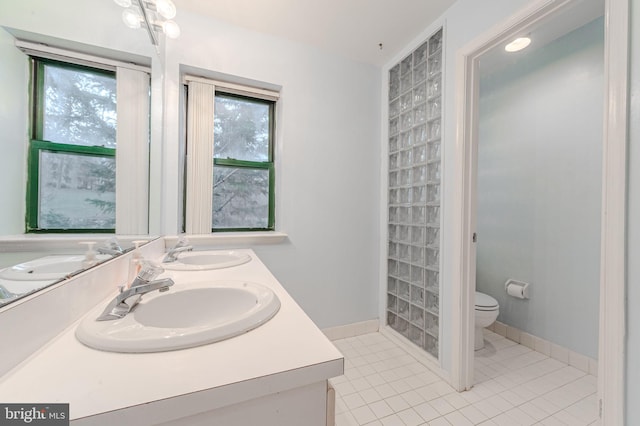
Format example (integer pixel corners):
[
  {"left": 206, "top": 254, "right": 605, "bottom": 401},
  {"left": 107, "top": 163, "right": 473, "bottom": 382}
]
[
  {"left": 114, "top": 0, "right": 180, "bottom": 46},
  {"left": 504, "top": 36, "right": 531, "bottom": 53}
]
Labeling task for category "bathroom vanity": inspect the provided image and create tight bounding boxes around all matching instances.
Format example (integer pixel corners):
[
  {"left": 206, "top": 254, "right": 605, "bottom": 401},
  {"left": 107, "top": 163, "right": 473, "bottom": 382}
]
[{"left": 0, "top": 242, "right": 343, "bottom": 425}]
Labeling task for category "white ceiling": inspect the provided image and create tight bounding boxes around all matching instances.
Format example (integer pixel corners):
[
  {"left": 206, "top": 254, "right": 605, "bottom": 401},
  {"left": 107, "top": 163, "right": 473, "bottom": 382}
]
[
  {"left": 479, "top": 0, "right": 604, "bottom": 76},
  {"left": 174, "top": 0, "right": 456, "bottom": 66}
]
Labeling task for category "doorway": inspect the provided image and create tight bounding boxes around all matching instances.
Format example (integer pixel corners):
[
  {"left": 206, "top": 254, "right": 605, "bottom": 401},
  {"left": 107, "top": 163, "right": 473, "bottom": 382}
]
[{"left": 450, "top": 0, "right": 628, "bottom": 424}]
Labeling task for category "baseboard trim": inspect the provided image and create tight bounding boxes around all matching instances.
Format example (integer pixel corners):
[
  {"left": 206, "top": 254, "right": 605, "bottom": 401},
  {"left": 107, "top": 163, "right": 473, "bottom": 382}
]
[
  {"left": 488, "top": 321, "right": 598, "bottom": 376},
  {"left": 322, "top": 319, "right": 379, "bottom": 341}
]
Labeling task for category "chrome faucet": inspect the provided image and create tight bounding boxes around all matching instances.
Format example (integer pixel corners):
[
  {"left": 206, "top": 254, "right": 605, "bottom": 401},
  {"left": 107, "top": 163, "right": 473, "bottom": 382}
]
[
  {"left": 0, "top": 284, "right": 17, "bottom": 304},
  {"left": 97, "top": 238, "right": 124, "bottom": 256},
  {"left": 96, "top": 262, "right": 174, "bottom": 321},
  {"left": 163, "top": 238, "right": 193, "bottom": 263}
]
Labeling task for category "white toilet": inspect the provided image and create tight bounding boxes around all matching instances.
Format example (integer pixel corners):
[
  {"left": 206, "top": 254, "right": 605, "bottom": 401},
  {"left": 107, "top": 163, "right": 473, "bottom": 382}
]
[{"left": 474, "top": 291, "right": 499, "bottom": 350}]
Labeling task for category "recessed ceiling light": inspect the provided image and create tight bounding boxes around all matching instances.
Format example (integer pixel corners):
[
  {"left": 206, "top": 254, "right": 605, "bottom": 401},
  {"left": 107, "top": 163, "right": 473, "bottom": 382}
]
[{"left": 505, "top": 37, "right": 531, "bottom": 52}]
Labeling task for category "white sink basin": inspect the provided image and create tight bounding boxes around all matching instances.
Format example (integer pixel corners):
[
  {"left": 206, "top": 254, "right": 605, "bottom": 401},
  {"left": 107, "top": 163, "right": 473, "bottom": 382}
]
[
  {"left": 75, "top": 281, "right": 280, "bottom": 353},
  {"left": 162, "top": 250, "right": 251, "bottom": 271},
  {"left": 0, "top": 255, "right": 111, "bottom": 281}
]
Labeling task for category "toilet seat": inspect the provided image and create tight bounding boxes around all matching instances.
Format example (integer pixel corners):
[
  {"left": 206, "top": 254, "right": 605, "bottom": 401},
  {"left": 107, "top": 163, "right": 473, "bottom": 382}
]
[{"left": 475, "top": 291, "right": 498, "bottom": 311}]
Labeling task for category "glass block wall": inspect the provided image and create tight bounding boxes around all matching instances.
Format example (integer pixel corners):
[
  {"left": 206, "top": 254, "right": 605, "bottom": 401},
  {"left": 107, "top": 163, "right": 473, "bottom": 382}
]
[{"left": 387, "top": 28, "right": 443, "bottom": 359}]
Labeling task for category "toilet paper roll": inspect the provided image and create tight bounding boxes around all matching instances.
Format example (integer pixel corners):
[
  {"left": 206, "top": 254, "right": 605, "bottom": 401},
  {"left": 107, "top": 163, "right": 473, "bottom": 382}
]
[{"left": 506, "top": 283, "right": 525, "bottom": 299}]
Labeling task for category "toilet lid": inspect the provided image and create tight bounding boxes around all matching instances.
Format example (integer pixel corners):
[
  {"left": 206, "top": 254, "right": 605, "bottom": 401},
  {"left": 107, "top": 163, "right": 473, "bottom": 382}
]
[{"left": 475, "top": 292, "right": 498, "bottom": 310}]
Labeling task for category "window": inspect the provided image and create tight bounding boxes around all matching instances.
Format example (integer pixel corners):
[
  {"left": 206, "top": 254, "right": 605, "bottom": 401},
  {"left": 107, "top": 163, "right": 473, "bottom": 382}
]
[
  {"left": 24, "top": 51, "right": 151, "bottom": 234},
  {"left": 27, "top": 59, "right": 117, "bottom": 232},
  {"left": 213, "top": 93, "right": 274, "bottom": 230},
  {"left": 184, "top": 78, "right": 277, "bottom": 233}
]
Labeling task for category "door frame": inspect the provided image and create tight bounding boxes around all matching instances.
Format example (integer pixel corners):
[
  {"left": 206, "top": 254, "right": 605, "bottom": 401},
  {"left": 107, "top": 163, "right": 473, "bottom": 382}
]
[{"left": 450, "top": 0, "right": 628, "bottom": 423}]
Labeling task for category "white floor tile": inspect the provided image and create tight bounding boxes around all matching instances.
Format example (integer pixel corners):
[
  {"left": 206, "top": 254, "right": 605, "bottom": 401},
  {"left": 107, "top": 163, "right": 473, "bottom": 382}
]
[
  {"left": 483, "top": 394, "right": 513, "bottom": 413},
  {"left": 360, "top": 388, "right": 383, "bottom": 404},
  {"left": 364, "top": 373, "right": 387, "bottom": 387},
  {"left": 414, "top": 401, "right": 441, "bottom": 422},
  {"left": 444, "top": 410, "right": 474, "bottom": 426},
  {"left": 400, "top": 390, "right": 426, "bottom": 406},
  {"left": 458, "top": 404, "right": 489, "bottom": 424},
  {"left": 518, "top": 401, "right": 550, "bottom": 422},
  {"left": 331, "top": 331, "right": 597, "bottom": 426},
  {"left": 336, "top": 411, "right": 358, "bottom": 426},
  {"left": 335, "top": 380, "right": 357, "bottom": 396},
  {"left": 336, "top": 397, "right": 348, "bottom": 414},
  {"left": 430, "top": 396, "right": 457, "bottom": 416},
  {"left": 564, "top": 395, "right": 598, "bottom": 424},
  {"left": 351, "top": 377, "right": 373, "bottom": 392},
  {"left": 428, "top": 417, "right": 452, "bottom": 426},
  {"left": 476, "top": 420, "right": 499, "bottom": 426},
  {"left": 475, "top": 398, "right": 504, "bottom": 418},
  {"left": 376, "top": 383, "right": 398, "bottom": 399},
  {"left": 379, "top": 413, "right": 405, "bottom": 426},
  {"left": 416, "top": 383, "right": 442, "bottom": 401},
  {"left": 389, "top": 378, "right": 413, "bottom": 394},
  {"left": 552, "top": 408, "right": 591, "bottom": 426},
  {"left": 502, "top": 407, "right": 536, "bottom": 425},
  {"left": 344, "top": 392, "right": 367, "bottom": 410},
  {"left": 396, "top": 408, "right": 424, "bottom": 426},
  {"left": 442, "top": 391, "right": 469, "bottom": 410},
  {"left": 538, "top": 416, "right": 570, "bottom": 426},
  {"left": 351, "top": 405, "right": 377, "bottom": 425},
  {"left": 369, "top": 400, "right": 394, "bottom": 419},
  {"left": 385, "top": 394, "right": 410, "bottom": 412}
]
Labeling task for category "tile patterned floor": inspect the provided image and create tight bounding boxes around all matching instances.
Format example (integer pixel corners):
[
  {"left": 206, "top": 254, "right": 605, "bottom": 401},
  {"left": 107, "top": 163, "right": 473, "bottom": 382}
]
[{"left": 331, "top": 330, "right": 598, "bottom": 425}]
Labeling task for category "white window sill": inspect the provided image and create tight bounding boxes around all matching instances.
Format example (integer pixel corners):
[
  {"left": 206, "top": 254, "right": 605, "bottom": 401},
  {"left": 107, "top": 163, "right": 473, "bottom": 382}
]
[
  {"left": 163, "top": 232, "right": 288, "bottom": 249},
  {"left": 0, "top": 234, "right": 157, "bottom": 252}
]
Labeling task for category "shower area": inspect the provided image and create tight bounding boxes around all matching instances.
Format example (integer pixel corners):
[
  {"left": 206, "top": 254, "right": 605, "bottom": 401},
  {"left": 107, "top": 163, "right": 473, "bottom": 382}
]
[{"left": 386, "top": 28, "right": 443, "bottom": 360}]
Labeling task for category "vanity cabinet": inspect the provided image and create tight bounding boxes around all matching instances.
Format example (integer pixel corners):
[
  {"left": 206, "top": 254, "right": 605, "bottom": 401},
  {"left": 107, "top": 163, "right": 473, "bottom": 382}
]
[{"left": 0, "top": 246, "right": 343, "bottom": 425}]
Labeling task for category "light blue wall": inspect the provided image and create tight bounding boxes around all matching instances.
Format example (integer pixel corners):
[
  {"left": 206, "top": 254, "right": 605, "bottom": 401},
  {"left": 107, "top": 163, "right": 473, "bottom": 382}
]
[
  {"left": 475, "top": 18, "right": 604, "bottom": 359},
  {"left": 0, "top": 28, "right": 28, "bottom": 235},
  {"left": 626, "top": 0, "right": 640, "bottom": 423}
]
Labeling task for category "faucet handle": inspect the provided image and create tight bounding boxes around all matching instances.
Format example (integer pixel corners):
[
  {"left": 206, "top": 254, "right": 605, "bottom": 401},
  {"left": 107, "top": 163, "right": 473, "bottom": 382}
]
[{"left": 137, "top": 261, "right": 165, "bottom": 282}]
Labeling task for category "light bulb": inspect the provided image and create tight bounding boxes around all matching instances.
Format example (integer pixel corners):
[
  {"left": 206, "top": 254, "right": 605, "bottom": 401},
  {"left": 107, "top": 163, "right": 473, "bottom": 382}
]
[
  {"left": 156, "top": 0, "right": 176, "bottom": 19},
  {"left": 162, "top": 20, "right": 181, "bottom": 39},
  {"left": 505, "top": 37, "right": 531, "bottom": 52},
  {"left": 114, "top": 0, "right": 132, "bottom": 7},
  {"left": 122, "top": 8, "right": 142, "bottom": 29}
]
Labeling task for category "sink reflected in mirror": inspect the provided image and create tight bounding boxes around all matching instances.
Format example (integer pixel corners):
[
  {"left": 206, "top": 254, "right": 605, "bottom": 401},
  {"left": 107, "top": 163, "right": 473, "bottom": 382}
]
[
  {"left": 0, "top": 254, "right": 112, "bottom": 281},
  {"left": 161, "top": 251, "right": 251, "bottom": 271},
  {"left": 0, "top": 236, "right": 158, "bottom": 308},
  {"left": 75, "top": 280, "right": 281, "bottom": 353}
]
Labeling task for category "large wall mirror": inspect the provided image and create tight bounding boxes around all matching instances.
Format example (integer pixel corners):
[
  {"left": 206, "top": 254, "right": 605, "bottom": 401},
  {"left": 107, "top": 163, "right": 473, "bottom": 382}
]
[{"left": 0, "top": 2, "right": 159, "bottom": 308}]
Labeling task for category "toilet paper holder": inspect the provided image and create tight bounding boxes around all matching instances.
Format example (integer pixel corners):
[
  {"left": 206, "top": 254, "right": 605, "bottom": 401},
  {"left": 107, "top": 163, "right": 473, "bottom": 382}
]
[{"left": 504, "top": 279, "right": 530, "bottom": 299}]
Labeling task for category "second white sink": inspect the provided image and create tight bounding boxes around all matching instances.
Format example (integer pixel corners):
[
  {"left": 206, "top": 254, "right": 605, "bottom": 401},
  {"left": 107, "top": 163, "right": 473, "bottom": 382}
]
[
  {"left": 75, "top": 280, "right": 280, "bottom": 353},
  {"left": 162, "top": 251, "right": 251, "bottom": 271}
]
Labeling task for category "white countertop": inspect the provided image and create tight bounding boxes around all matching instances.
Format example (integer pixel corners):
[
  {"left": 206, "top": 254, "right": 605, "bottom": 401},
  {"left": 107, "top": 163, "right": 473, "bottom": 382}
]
[{"left": 0, "top": 249, "right": 343, "bottom": 424}]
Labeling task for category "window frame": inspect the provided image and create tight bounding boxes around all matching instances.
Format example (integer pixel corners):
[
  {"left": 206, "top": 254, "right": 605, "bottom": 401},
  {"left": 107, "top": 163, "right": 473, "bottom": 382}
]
[
  {"left": 26, "top": 57, "right": 117, "bottom": 233},
  {"left": 211, "top": 91, "right": 276, "bottom": 232}
]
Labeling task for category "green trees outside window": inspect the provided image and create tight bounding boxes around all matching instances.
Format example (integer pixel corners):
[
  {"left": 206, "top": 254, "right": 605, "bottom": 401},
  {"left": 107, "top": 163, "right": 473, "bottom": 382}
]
[
  {"left": 212, "top": 93, "right": 275, "bottom": 231},
  {"left": 27, "top": 59, "right": 117, "bottom": 232}
]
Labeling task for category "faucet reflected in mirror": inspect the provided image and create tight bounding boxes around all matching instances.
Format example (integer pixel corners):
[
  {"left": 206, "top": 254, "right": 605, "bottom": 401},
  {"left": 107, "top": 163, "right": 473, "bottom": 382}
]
[
  {"left": 162, "top": 237, "right": 193, "bottom": 263},
  {"left": 0, "top": 284, "right": 18, "bottom": 304},
  {"left": 97, "top": 237, "right": 124, "bottom": 256}
]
